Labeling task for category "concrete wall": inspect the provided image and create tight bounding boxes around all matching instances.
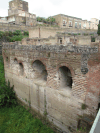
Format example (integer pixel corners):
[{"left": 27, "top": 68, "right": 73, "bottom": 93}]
[{"left": 2, "top": 43, "right": 100, "bottom": 133}]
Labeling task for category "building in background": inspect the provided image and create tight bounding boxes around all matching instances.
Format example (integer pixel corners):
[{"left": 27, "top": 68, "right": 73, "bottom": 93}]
[
  {"left": 52, "top": 14, "right": 99, "bottom": 30},
  {"left": 0, "top": 0, "right": 37, "bottom": 26},
  {"left": 52, "top": 14, "right": 82, "bottom": 29}
]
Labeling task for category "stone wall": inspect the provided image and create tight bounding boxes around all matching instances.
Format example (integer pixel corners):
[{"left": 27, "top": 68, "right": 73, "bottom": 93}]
[
  {"left": 2, "top": 43, "right": 100, "bottom": 132},
  {"left": 0, "top": 23, "right": 31, "bottom": 32},
  {"left": 29, "top": 26, "right": 97, "bottom": 38}
]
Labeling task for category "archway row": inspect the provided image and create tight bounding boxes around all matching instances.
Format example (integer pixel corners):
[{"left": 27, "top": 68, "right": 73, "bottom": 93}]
[{"left": 6, "top": 57, "right": 73, "bottom": 89}]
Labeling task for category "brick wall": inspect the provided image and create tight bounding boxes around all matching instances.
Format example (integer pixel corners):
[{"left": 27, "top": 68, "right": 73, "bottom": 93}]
[{"left": 2, "top": 43, "right": 100, "bottom": 132}]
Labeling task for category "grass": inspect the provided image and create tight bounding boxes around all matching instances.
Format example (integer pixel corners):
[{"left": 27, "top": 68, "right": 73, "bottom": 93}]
[
  {"left": 0, "top": 55, "right": 55, "bottom": 133},
  {"left": 0, "top": 105, "right": 54, "bottom": 133}
]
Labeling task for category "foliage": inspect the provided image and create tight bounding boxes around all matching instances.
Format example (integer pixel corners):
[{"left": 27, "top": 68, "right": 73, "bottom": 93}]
[
  {"left": 0, "top": 82, "right": 18, "bottom": 108},
  {"left": 0, "top": 56, "right": 17, "bottom": 108},
  {"left": 0, "top": 30, "right": 29, "bottom": 42},
  {"left": 0, "top": 56, "right": 5, "bottom": 85},
  {"left": 23, "top": 31, "right": 29, "bottom": 36},
  {"left": 37, "top": 16, "right": 55, "bottom": 24},
  {"left": 97, "top": 24, "right": 100, "bottom": 35},
  {"left": 10, "top": 35, "right": 23, "bottom": 42},
  {"left": 0, "top": 31, "right": 4, "bottom": 39},
  {"left": 13, "top": 30, "right": 22, "bottom": 36},
  {"left": 77, "top": 127, "right": 87, "bottom": 132},
  {"left": 0, "top": 105, "right": 55, "bottom": 133},
  {"left": 84, "top": 33, "right": 88, "bottom": 36},
  {"left": 78, "top": 33, "right": 81, "bottom": 35},
  {"left": 81, "top": 104, "right": 87, "bottom": 110}
]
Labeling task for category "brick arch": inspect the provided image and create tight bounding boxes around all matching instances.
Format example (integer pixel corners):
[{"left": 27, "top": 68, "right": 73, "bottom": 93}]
[
  {"left": 57, "top": 63, "right": 75, "bottom": 78},
  {"left": 31, "top": 59, "right": 47, "bottom": 71},
  {"left": 31, "top": 59, "right": 48, "bottom": 81}
]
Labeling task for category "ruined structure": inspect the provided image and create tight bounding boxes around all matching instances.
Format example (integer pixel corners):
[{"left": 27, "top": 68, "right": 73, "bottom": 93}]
[
  {"left": 2, "top": 39, "right": 100, "bottom": 132},
  {"left": 0, "top": 0, "right": 36, "bottom": 26}
]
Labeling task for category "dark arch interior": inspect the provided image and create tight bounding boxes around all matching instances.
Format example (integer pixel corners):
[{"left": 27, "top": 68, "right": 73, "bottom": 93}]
[
  {"left": 14, "top": 58, "right": 18, "bottom": 64},
  {"left": 59, "top": 66, "right": 73, "bottom": 89},
  {"left": 19, "top": 63, "right": 24, "bottom": 76},
  {"left": 32, "top": 60, "right": 48, "bottom": 81},
  {"left": 6, "top": 57, "right": 8, "bottom": 61}
]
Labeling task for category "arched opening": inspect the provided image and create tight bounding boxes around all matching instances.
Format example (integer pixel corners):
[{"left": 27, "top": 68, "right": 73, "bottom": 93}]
[
  {"left": 32, "top": 60, "right": 48, "bottom": 81},
  {"left": 6, "top": 57, "right": 8, "bottom": 62},
  {"left": 58, "top": 66, "right": 72, "bottom": 89},
  {"left": 14, "top": 58, "right": 18, "bottom": 64},
  {"left": 19, "top": 63, "right": 24, "bottom": 76}
]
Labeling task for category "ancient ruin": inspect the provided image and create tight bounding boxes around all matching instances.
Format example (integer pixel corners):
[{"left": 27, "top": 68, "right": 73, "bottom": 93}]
[{"left": 2, "top": 36, "right": 100, "bottom": 132}]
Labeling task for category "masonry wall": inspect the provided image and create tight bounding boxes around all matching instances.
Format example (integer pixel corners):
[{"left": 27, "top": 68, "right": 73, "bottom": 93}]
[
  {"left": 2, "top": 43, "right": 100, "bottom": 132},
  {"left": 29, "top": 26, "right": 97, "bottom": 38}
]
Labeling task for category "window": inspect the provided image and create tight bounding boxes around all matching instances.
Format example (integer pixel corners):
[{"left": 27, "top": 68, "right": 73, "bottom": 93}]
[
  {"left": 75, "top": 22, "right": 77, "bottom": 28},
  {"left": 69, "top": 21, "right": 72, "bottom": 27},
  {"left": 63, "top": 20, "right": 66, "bottom": 26},
  {"left": 59, "top": 38, "right": 62, "bottom": 44}
]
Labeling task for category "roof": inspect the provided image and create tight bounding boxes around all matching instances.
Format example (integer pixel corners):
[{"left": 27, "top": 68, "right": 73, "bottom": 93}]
[{"left": 53, "top": 14, "right": 82, "bottom": 20}]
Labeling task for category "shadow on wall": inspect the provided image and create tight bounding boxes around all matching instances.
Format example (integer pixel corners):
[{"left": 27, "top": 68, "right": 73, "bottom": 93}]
[
  {"left": 58, "top": 66, "right": 72, "bottom": 89},
  {"left": 32, "top": 60, "right": 48, "bottom": 81}
]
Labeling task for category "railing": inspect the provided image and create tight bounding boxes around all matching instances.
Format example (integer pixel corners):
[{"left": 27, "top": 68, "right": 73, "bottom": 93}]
[{"left": 89, "top": 108, "right": 100, "bottom": 133}]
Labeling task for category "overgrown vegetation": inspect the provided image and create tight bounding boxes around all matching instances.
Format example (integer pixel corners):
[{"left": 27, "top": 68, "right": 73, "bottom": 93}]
[
  {"left": 0, "top": 30, "right": 29, "bottom": 42},
  {"left": 37, "top": 16, "right": 55, "bottom": 24}
]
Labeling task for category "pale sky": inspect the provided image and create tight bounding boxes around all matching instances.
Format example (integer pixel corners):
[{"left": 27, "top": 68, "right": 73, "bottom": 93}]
[{"left": 0, "top": 0, "right": 100, "bottom": 21}]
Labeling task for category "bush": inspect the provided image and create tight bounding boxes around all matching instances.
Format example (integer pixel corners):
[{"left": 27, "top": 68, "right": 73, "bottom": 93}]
[
  {"left": 8, "top": 31, "right": 13, "bottom": 37},
  {"left": 23, "top": 31, "right": 29, "bottom": 36},
  {"left": 13, "top": 30, "right": 22, "bottom": 36},
  {"left": 0, "top": 81, "right": 17, "bottom": 108},
  {"left": 0, "top": 31, "right": 4, "bottom": 39},
  {"left": 10, "top": 35, "right": 23, "bottom": 42}
]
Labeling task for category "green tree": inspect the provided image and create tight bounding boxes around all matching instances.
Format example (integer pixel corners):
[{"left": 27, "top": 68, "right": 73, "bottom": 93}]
[{"left": 97, "top": 24, "right": 100, "bottom": 35}]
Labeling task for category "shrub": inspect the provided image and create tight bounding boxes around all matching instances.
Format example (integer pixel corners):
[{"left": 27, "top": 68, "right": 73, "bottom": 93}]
[
  {"left": 10, "top": 35, "right": 23, "bottom": 42},
  {"left": 13, "top": 30, "right": 22, "bottom": 36},
  {"left": 23, "top": 31, "right": 29, "bottom": 36},
  {"left": 78, "top": 33, "right": 81, "bottom": 35},
  {"left": 0, "top": 31, "right": 4, "bottom": 39},
  {"left": 0, "top": 81, "right": 17, "bottom": 108},
  {"left": 8, "top": 31, "right": 13, "bottom": 37}
]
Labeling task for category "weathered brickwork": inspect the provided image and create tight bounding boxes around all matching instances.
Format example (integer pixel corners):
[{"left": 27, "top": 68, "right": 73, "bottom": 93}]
[{"left": 2, "top": 43, "right": 100, "bottom": 133}]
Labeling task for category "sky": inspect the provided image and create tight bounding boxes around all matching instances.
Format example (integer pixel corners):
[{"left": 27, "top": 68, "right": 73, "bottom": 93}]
[{"left": 0, "top": 0, "right": 100, "bottom": 21}]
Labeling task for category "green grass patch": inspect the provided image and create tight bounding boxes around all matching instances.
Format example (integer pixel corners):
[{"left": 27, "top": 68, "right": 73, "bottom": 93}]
[{"left": 0, "top": 105, "right": 54, "bottom": 133}]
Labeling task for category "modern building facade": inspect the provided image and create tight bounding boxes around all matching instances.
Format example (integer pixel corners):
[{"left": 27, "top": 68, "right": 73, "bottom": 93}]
[{"left": 52, "top": 14, "right": 99, "bottom": 30}]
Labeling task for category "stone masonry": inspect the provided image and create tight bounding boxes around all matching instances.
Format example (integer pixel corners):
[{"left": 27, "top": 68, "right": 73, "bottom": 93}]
[{"left": 2, "top": 43, "right": 100, "bottom": 133}]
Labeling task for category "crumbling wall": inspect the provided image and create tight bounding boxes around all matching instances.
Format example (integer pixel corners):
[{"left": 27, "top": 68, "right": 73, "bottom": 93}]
[{"left": 2, "top": 43, "right": 100, "bottom": 133}]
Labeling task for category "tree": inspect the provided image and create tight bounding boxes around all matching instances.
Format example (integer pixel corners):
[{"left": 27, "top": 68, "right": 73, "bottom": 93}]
[{"left": 97, "top": 24, "right": 100, "bottom": 35}]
